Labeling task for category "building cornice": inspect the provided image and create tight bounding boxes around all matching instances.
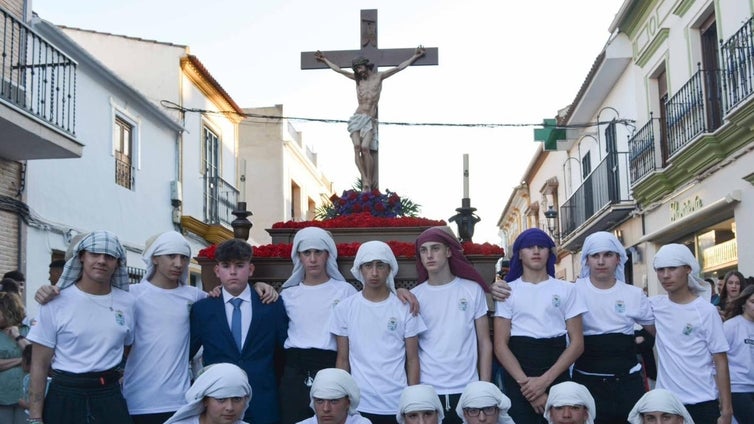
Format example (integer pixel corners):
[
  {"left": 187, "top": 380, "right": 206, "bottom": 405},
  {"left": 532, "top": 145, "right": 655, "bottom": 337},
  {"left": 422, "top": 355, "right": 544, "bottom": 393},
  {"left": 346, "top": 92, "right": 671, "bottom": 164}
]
[{"left": 181, "top": 55, "right": 244, "bottom": 124}]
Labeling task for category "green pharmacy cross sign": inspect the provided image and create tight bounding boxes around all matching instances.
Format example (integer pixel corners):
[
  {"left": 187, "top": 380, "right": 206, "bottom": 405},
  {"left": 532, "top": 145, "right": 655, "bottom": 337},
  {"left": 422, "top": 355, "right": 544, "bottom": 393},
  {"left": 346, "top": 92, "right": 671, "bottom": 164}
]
[{"left": 533, "top": 119, "right": 566, "bottom": 151}]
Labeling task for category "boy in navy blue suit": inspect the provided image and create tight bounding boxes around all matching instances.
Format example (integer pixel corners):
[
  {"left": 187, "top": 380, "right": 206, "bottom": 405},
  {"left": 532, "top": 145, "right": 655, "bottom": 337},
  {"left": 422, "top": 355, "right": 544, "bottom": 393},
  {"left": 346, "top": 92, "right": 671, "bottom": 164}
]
[{"left": 190, "top": 239, "right": 288, "bottom": 424}]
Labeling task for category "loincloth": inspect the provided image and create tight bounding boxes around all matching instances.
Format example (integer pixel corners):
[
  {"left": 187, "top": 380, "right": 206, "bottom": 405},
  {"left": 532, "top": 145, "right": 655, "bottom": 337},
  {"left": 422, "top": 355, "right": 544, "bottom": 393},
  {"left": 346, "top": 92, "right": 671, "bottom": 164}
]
[{"left": 347, "top": 114, "right": 378, "bottom": 150}]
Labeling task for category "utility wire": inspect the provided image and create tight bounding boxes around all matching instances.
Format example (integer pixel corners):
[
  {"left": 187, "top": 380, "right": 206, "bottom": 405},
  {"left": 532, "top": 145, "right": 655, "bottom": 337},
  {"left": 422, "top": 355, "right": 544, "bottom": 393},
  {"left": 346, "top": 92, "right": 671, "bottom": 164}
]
[{"left": 160, "top": 100, "right": 634, "bottom": 129}]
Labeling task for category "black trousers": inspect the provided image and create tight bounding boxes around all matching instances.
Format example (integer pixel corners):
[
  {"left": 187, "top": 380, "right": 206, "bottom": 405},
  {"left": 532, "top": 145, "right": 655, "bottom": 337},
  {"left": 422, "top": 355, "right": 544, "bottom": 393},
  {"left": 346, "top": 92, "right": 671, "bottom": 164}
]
[
  {"left": 732, "top": 392, "right": 754, "bottom": 424},
  {"left": 573, "top": 371, "right": 645, "bottom": 424},
  {"left": 44, "top": 369, "right": 132, "bottom": 424},
  {"left": 278, "top": 348, "right": 337, "bottom": 424},
  {"left": 131, "top": 412, "right": 175, "bottom": 424},
  {"left": 684, "top": 399, "right": 720, "bottom": 424},
  {"left": 360, "top": 412, "right": 398, "bottom": 424},
  {"left": 505, "top": 336, "right": 568, "bottom": 424}
]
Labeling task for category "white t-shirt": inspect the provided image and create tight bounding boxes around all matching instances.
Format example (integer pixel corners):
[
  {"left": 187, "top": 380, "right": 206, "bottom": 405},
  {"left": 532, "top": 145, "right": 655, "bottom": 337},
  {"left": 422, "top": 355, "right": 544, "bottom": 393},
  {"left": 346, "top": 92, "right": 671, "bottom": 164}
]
[
  {"left": 296, "top": 414, "right": 371, "bottom": 424},
  {"left": 282, "top": 279, "right": 357, "bottom": 350},
  {"left": 27, "top": 285, "right": 135, "bottom": 373},
  {"left": 723, "top": 314, "right": 754, "bottom": 393},
  {"left": 651, "top": 295, "right": 729, "bottom": 404},
  {"left": 411, "top": 277, "right": 488, "bottom": 394},
  {"left": 331, "top": 292, "right": 426, "bottom": 414},
  {"left": 122, "top": 281, "right": 207, "bottom": 415},
  {"left": 495, "top": 277, "right": 587, "bottom": 338},
  {"left": 574, "top": 278, "right": 654, "bottom": 336}
]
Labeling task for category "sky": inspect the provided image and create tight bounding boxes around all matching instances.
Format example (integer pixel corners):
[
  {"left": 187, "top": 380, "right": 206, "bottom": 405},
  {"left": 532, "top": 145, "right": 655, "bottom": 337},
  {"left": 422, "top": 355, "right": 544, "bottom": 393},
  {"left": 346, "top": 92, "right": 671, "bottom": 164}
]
[{"left": 32, "top": 0, "right": 625, "bottom": 245}]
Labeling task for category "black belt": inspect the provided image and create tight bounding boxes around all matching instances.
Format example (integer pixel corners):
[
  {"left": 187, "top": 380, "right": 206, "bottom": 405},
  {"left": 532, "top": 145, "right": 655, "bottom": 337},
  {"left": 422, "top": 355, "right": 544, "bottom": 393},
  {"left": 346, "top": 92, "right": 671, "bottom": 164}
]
[{"left": 51, "top": 368, "right": 121, "bottom": 388}]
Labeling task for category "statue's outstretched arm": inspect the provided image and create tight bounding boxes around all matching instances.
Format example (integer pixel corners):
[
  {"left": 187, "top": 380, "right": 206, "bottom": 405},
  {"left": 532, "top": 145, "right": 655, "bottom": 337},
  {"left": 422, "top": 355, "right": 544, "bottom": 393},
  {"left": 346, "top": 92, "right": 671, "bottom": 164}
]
[
  {"left": 382, "top": 45, "right": 425, "bottom": 79},
  {"left": 315, "top": 50, "right": 355, "bottom": 80}
]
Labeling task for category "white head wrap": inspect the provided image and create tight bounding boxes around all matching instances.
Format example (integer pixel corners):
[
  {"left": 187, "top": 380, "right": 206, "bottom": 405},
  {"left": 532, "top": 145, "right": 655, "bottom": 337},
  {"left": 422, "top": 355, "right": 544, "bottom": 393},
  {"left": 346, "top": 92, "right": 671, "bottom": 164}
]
[
  {"left": 544, "top": 382, "right": 596, "bottom": 424},
  {"left": 309, "top": 368, "right": 360, "bottom": 415},
  {"left": 282, "top": 227, "right": 345, "bottom": 289},
  {"left": 57, "top": 231, "right": 130, "bottom": 291},
  {"left": 351, "top": 240, "right": 398, "bottom": 293},
  {"left": 653, "top": 243, "right": 711, "bottom": 300},
  {"left": 164, "top": 363, "right": 251, "bottom": 424},
  {"left": 579, "top": 231, "right": 627, "bottom": 282},
  {"left": 142, "top": 231, "right": 192, "bottom": 285},
  {"left": 627, "top": 389, "right": 693, "bottom": 424},
  {"left": 396, "top": 384, "right": 444, "bottom": 424},
  {"left": 455, "top": 381, "right": 514, "bottom": 424}
]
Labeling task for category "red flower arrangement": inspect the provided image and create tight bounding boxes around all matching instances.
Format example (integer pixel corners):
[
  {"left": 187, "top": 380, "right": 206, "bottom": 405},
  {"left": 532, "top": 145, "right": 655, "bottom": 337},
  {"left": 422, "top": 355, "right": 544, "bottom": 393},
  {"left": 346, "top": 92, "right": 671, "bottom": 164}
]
[
  {"left": 272, "top": 212, "right": 445, "bottom": 229},
  {"left": 198, "top": 241, "right": 503, "bottom": 260}
]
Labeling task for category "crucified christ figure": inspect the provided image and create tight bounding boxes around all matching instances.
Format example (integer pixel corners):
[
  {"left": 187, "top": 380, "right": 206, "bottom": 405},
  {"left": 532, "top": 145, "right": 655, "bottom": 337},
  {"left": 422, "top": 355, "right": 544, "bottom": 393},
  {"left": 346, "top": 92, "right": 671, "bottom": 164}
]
[{"left": 315, "top": 46, "right": 425, "bottom": 191}]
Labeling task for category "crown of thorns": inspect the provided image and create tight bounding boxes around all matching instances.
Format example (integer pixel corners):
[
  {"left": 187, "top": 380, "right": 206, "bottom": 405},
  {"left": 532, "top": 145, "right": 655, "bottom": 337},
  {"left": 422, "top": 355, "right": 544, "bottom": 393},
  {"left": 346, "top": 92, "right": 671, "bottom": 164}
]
[{"left": 351, "top": 56, "right": 374, "bottom": 70}]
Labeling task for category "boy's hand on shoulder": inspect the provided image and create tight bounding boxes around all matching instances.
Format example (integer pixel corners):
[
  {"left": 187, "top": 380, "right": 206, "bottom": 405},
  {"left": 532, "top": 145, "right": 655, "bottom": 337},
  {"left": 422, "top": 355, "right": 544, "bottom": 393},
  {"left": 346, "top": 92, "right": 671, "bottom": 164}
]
[
  {"left": 254, "top": 282, "right": 279, "bottom": 304},
  {"left": 396, "top": 288, "right": 420, "bottom": 316},
  {"left": 207, "top": 285, "right": 222, "bottom": 298},
  {"left": 35, "top": 285, "right": 60, "bottom": 305}
]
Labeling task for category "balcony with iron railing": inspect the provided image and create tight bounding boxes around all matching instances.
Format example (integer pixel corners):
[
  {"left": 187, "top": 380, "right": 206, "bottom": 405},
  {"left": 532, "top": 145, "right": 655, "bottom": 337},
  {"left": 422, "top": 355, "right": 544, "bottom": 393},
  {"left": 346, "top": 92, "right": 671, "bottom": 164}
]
[
  {"left": 629, "top": 17, "right": 754, "bottom": 197},
  {"left": 664, "top": 68, "right": 720, "bottom": 158},
  {"left": 1, "top": 7, "right": 77, "bottom": 137},
  {"left": 721, "top": 16, "right": 754, "bottom": 113},
  {"left": 559, "top": 152, "right": 634, "bottom": 249},
  {"left": 204, "top": 175, "right": 239, "bottom": 227},
  {"left": 628, "top": 117, "right": 658, "bottom": 183}
]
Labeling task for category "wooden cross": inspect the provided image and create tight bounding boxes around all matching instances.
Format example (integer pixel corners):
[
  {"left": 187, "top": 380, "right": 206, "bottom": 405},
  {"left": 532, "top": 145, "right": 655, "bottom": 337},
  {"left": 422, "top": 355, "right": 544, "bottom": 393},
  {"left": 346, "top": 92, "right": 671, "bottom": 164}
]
[{"left": 301, "top": 9, "right": 439, "bottom": 190}]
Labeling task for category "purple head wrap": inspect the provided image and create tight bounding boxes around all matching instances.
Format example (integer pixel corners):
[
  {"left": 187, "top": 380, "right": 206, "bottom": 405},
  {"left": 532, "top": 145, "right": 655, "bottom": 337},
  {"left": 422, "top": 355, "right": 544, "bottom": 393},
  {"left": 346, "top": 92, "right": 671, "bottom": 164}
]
[
  {"left": 415, "top": 226, "right": 489, "bottom": 292},
  {"left": 505, "top": 228, "right": 556, "bottom": 282}
]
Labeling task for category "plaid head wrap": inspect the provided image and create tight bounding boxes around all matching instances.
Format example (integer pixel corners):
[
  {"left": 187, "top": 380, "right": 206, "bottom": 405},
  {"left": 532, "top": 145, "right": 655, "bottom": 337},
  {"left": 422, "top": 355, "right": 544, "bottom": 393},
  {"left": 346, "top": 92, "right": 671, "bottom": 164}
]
[
  {"left": 456, "top": 381, "right": 514, "bottom": 424},
  {"left": 351, "top": 241, "right": 399, "bottom": 293},
  {"left": 396, "top": 384, "right": 444, "bottom": 424},
  {"left": 505, "top": 228, "right": 556, "bottom": 282},
  {"left": 545, "top": 382, "right": 596, "bottom": 424},
  {"left": 309, "top": 368, "right": 361, "bottom": 415},
  {"left": 653, "top": 243, "right": 711, "bottom": 300},
  {"left": 627, "top": 389, "right": 693, "bottom": 424},
  {"left": 415, "top": 226, "right": 488, "bottom": 292},
  {"left": 57, "top": 230, "right": 129, "bottom": 291},
  {"left": 578, "top": 231, "right": 627, "bottom": 282},
  {"left": 282, "top": 227, "right": 345, "bottom": 289},
  {"left": 142, "top": 231, "right": 192, "bottom": 285},
  {"left": 165, "top": 363, "right": 251, "bottom": 424}
]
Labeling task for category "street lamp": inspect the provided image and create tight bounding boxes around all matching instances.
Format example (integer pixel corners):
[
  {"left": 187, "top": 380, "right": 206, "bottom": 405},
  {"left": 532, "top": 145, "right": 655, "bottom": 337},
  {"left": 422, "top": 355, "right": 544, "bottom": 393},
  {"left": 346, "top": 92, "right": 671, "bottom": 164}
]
[{"left": 544, "top": 205, "right": 559, "bottom": 241}]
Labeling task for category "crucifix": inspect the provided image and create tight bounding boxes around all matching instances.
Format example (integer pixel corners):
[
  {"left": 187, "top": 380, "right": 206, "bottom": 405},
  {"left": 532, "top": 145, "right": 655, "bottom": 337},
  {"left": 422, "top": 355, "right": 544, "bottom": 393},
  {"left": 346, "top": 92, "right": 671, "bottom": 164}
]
[{"left": 301, "top": 9, "right": 438, "bottom": 191}]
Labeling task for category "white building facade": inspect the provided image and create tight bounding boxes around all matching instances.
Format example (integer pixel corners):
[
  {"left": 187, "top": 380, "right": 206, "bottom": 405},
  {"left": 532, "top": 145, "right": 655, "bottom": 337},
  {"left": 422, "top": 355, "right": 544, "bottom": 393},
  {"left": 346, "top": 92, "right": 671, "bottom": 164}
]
[
  {"left": 499, "top": 0, "right": 754, "bottom": 294},
  {"left": 22, "top": 19, "right": 184, "bottom": 316},
  {"left": 239, "top": 105, "right": 334, "bottom": 245}
]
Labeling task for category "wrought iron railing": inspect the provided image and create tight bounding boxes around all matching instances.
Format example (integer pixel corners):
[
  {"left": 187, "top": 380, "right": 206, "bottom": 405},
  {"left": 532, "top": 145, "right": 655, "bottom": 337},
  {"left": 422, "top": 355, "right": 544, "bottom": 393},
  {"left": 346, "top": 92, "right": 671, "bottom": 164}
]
[
  {"left": 628, "top": 118, "right": 658, "bottom": 184},
  {"left": 205, "top": 175, "right": 239, "bottom": 227},
  {"left": 721, "top": 16, "right": 754, "bottom": 112},
  {"left": 559, "top": 152, "right": 632, "bottom": 237},
  {"left": 127, "top": 266, "right": 146, "bottom": 285},
  {"left": 0, "top": 8, "right": 76, "bottom": 135},
  {"left": 664, "top": 69, "right": 712, "bottom": 157},
  {"left": 115, "top": 156, "right": 133, "bottom": 189}
]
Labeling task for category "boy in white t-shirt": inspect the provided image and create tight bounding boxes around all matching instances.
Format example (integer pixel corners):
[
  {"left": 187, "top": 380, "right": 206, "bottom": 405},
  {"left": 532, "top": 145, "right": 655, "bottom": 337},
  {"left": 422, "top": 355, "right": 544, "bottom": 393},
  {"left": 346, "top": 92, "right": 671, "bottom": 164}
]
[
  {"left": 331, "top": 241, "right": 426, "bottom": 423},
  {"left": 493, "top": 228, "right": 586, "bottom": 424},
  {"left": 651, "top": 244, "right": 732, "bottom": 424},
  {"left": 27, "top": 231, "right": 136, "bottom": 424},
  {"left": 572, "top": 231, "right": 655, "bottom": 424},
  {"left": 410, "top": 226, "right": 492, "bottom": 424},
  {"left": 279, "top": 227, "right": 358, "bottom": 424}
]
